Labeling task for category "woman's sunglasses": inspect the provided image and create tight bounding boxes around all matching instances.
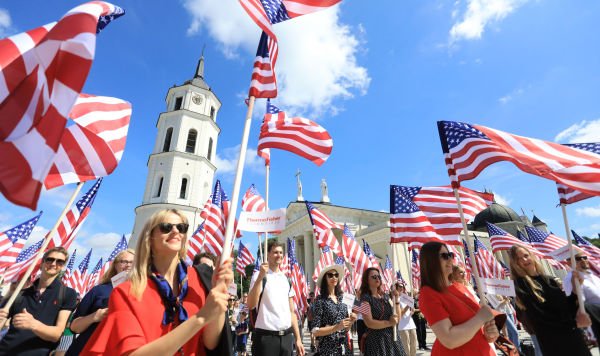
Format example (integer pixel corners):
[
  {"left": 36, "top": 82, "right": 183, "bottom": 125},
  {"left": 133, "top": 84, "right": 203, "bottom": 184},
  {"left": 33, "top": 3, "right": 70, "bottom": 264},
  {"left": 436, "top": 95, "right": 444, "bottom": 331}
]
[
  {"left": 575, "top": 256, "right": 588, "bottom": 261},
  {"left": 370, "top": 275, "right": 381, "bottom": 280},
  {"left": 157, "top": 222, "right": 189, "bottom": 234},
  {"left": 44, "top": 257, "right": 66, "bottom": 266},
  {"left": 326, "top": 272, "right": 339, "bottom": 279},
  {"left": 439, "top": 252, "right": 455, "bottom": 260}
]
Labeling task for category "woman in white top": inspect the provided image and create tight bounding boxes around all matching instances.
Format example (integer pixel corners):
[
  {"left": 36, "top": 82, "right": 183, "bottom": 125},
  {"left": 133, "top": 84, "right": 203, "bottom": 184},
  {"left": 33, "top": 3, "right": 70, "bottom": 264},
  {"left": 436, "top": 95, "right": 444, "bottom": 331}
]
[{"left": 395, "top": 283, "right": 417, "bottom": 356}]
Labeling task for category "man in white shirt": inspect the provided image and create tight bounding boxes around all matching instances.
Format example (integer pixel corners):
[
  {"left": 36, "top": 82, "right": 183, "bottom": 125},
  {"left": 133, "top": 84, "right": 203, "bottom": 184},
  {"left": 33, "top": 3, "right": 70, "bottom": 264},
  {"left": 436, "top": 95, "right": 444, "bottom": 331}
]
[
  {"left": 247, "top": 241, "right": 305, "bottom": 356},
  {"left": 564, "top": 253, "right": 600, "bottom": 340}
]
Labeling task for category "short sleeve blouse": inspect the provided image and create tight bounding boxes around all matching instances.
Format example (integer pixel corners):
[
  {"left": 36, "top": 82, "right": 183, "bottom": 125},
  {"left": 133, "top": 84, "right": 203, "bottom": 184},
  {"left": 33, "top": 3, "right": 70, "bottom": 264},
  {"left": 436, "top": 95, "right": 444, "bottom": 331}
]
[{"left": 81, "top": 266, "right": 207, "bottom": 356}]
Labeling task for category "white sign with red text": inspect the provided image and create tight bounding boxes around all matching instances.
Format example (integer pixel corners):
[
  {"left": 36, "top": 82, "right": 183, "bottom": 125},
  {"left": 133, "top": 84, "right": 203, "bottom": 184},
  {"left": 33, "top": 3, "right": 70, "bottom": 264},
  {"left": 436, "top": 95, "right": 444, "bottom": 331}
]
[
  {"left": 482, "top": 278, "right": 515, "bottom": 297},
  {"left": 238, "top": 209, "right": 287, "bottom": 232}
]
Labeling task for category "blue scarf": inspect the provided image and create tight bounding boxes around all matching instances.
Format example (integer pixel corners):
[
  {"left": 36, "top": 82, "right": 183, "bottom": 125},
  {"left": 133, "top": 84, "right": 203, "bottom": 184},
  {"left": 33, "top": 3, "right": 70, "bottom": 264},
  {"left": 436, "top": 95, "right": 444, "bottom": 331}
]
[{"left": 150, "top": 259, "right": 189, "bottom": 325}]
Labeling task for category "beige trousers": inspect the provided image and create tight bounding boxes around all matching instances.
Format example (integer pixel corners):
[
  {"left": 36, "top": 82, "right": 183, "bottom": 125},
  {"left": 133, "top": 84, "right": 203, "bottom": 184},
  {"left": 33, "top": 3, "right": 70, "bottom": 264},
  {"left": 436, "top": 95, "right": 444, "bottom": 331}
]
[{"left": 399, "top": 328, "right": 417, "bottom": 356}]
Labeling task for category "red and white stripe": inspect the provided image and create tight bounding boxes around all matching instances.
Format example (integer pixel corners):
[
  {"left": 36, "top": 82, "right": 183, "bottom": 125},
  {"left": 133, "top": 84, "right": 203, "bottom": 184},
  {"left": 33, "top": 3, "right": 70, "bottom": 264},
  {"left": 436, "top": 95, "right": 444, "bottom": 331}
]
[
  {"left": 282, "top": 0, "right": 341, "bottom": 18},
  {"left": 186, "top": 224, "right": 205, "bottom": 263},
  {"left": 557, "top": 183, "right": 592, "bottom": 205},
  {"left": 411, "top": 249, "right": 420, "bottom": 291},
  {"left": 474, "top": 239, "right": 506, "bottom": 280},
  {"left": 44, "top": 94, "right": 132, "bottom": 189},
  {"left": 306, "top": 203, "right": 342, "bottom": 255},
  {"left": 248, "top": 32, "right": 278, "bottom": 99},
  {"left": 439, "top": 121, "right": 600, "bottom": 197},
  {"left": 258, "top": 111, "right": 333, "bottom": 166},
  {"left": 312, "top": 247, "right": 334, "bottom": 282},
  {"left": 486, "top": 223, "right": 532, "bottom": 254},
  {"left": 341, "top": 224, "right": 371, "bottom": 288},
  {"left": 235, "top": 242, "right": 255, "bottom": 277},
  {"left": 0, "top": 2, "right": 122, "bottom": 209},
  {"left": 241, "top": 184, "right": 266, "bottom": 212}
]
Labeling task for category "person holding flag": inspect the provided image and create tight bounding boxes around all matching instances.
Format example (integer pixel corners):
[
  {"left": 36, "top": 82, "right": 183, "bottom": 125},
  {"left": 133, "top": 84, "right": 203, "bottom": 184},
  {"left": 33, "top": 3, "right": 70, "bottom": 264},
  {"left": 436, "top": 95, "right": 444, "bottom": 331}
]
[
  {"left": 65, "top": 248, "right": 135, "bottom": 355},
  {"left": 81, "top": 209, "right": 233, "bottom": 355},
  {"left": 417, "top": 241, "right": 499, "bottom": 355},
  {"left": 311, "top": 264, "right": 356, "bottom": 356}
]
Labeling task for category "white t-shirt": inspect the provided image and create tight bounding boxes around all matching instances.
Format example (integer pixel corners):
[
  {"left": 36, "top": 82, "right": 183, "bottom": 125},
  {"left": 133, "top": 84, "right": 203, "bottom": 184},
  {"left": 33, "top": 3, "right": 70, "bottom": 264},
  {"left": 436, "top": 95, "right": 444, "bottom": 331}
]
[
  {"left": 563, "top": 270, "right": 600, "bottom": 304},
  {"left": 397, "top": 301, "right": 416, "bottom": 331},
  {"left": 250, "top": 268, "right": 295, "bottom": 331}
]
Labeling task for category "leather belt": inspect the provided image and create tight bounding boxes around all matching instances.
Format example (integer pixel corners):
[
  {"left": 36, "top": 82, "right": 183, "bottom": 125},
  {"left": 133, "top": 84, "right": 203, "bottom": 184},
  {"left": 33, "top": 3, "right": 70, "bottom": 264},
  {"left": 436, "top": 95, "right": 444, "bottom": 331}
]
[{"left": 254, "top": 327, "right": 293, "bottom": 336}]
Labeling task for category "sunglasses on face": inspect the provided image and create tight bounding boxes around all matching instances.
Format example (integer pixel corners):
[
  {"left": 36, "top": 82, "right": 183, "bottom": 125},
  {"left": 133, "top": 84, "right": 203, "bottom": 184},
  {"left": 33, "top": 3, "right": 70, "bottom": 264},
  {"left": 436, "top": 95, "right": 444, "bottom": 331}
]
[
  {"left": 439, "top": 252, "right": 455, "bottom": 260},
  {"left": 575, "top": 256, "right": 588, "bottom": 262},
  {"left": 326, "top": 272, "right": 339, "bottom": 279},
  {"left": 157, "top": 222, "right": 189, "bottom": 234},
  {"left": 370, "top": 275, "right": 381, "bottom": 280},
  {"left": 44, "top": 257, "right": 66, "bottom": 266}
]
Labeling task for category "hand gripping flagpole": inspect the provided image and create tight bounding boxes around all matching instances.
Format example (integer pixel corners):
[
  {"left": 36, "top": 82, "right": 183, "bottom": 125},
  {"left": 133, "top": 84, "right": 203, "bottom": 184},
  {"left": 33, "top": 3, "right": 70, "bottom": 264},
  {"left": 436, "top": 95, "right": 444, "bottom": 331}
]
[
  {"left": 220, "top": 96, "right": 256, "bottom": 267},
  {"left": 453, "top": 188, "right": 487, "bottom": 304},
  {"left": 560, "top": 203, "right": 586, "bottom": 314},
  {"left": 0, "top": 182, "right": 84, "bottom": 321}
]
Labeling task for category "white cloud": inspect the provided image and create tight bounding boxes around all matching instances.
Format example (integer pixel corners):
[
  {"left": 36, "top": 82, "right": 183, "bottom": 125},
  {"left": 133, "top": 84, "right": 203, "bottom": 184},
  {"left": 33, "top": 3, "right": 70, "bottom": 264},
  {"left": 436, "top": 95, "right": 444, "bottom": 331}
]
[
  {"left": 449, "top": 0, "right": 528, "bottom": 44},
  {"left": 215, "top": 145, "right": 264, "bottom": 178},
  {"left": 183, "top": 0, "right": 369, "bottom": 115},
  {"left": 492, "top": 192, "right": 511, "bottom": 206},
  {"left": 498, "top": 87, "right": 524, "bottom": 104},
  {"left": 554, "top": 119, "right": 600, "bottom": 143},
  {"left": 0, "top": 9, "right": 12, "bottom": 37},
  {"left": 576, "top": 205, "right": 600, "bottom": 218}
]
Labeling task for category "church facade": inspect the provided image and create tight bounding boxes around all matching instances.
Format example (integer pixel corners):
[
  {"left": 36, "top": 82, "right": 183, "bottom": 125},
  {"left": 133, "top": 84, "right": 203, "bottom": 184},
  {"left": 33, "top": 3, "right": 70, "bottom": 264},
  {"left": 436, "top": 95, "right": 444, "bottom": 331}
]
[{"left": 130, "top": 56, "right": 219, "bottom": 246}]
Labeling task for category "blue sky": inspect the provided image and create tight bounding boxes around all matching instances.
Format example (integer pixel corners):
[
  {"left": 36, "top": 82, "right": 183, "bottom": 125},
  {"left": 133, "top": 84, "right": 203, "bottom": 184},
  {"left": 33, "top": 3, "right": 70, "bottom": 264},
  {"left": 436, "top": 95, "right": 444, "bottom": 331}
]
[{"left": 1, "top": 0, "right": 600, "bottom": 266}]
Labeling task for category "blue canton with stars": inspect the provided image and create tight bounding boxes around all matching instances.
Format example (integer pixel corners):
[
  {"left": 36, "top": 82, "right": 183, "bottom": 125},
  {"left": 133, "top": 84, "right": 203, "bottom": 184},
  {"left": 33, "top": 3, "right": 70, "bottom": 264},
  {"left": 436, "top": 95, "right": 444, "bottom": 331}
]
[
  {"left": 462, "top": 239, "right": 471, "bottom": 258},
  {"left": 255, "top": 31, "right": 272, "bottom": 58},
  {"left": 384, "top": 255, "right": 393, "bottom": 270},
  {"left": 2, "top": 212, "right": 42, "bottom": 244},
  {"left": 439, "top": 121, "right": 490, "bottom": 152},
  {"left": 107, "top": 235, "right": 128, "bottom": 262},
  {"left": 517, "top": 231, "right": 530, "bottom": 243},
  {"left": 390, "top": 186, "right": 422, "bottom": 214},
  {"left": 266, "top": 99, "right": 281, "bottom": 114},
  {"left": 16, "top": 239, "right": 43, "bottom": 263},
  {"left": 572, "top": 230, "right": 591, "bottom": 246},
  {"left": 564, "top": 142, "right": 600, "bottom": 155},
  {"left": 65, "top": 249, "right": 77, "bottom": 273},
  {"left": 78, "top": 249, "right": 93, "bottom": 273},
  {"left": 76, "top": 179, "right": 102, "bottom": 213},
  {"left": 524, "top": 226, "right": 549, "bottom": 243},
  {"left": 486, "top": 222, "right": 508, "bottom": 237},
  {"left": 335, "top": 255, "right": 345, "bottom": 265},
  {"left": 259, "top": 0, "right": 290, "bottom": 24},
  {"left": 97, "top": 6, "right": 125, "bottom": 33},
  {"left": 363, "top": 240, "right": 375, "bottom": 258},
  {"left": 392, "top": 185, "right": 421, "bottom": 200},
  {"left": 288, "top": 238, "right": 298, "bottom": 265}
]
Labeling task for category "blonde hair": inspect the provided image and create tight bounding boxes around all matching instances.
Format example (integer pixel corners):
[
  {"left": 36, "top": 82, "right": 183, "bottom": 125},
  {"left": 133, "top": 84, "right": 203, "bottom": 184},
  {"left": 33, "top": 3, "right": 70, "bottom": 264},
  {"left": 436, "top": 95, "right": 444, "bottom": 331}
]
[
  {"left": 99, "top": 249, "right": 135, "bottom": 285},
  {"left": 130, "top": 209, "right": 189, "bottom": 300},
  {"left": 508, "top": 245, "right": 545, "bottom": 309}
]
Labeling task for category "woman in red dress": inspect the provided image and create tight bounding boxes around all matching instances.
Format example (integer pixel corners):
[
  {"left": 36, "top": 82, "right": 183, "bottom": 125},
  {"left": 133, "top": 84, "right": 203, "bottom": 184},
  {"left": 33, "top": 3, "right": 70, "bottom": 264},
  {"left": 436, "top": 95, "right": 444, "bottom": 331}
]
[
  {"left": 82, "top": 209, "right": 233, "bottom": 355},
  {"left": 418, "top": 241, "right": 498, "bottom": 355}
]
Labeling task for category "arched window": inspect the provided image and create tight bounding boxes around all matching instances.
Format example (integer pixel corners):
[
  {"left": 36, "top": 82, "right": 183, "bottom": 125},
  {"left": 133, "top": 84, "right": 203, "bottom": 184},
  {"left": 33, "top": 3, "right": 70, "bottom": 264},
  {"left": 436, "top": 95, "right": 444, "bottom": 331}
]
[
  {"left": 185, "top": 129, "right": 197, "bottom": 153},
  {"left": 207, "top": 138, "right": 213, "bottom": 161},
  {"left": 174, "top": 96, "right": 183, "bottom": 110},
  {"left": 155, "top": 177, "right": 164, "bottom": 198},
  {"left": 162, "top": 127, "right": 173, "bottom": 152},
  {"left": 179, "top": 178, "right": 188, "bottom": 199},
  {"left": 210, "top": 107, "right": 215, "bottom": 120}
]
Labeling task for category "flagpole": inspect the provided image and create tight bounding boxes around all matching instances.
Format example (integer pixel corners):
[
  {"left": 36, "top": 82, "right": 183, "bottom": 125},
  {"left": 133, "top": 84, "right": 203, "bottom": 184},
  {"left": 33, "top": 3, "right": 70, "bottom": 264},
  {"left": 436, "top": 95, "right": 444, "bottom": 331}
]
[
  {"left": 0, "top": 182, "right": 84, "bottom": 317},
  {"left": 405, "top": 244, "right": 413, "bottom": 292},
  {"left": 453, "top": 188, "right": 486, "bottom": 303},
  {"left": 220, "top": 96, "right": 256, "bottom": 266},
  {"left": 264, "top": 163, "right": 270, "bottom": 256},
  {"left": 560, "top": 203, "right": 586, "bottom": 314}
]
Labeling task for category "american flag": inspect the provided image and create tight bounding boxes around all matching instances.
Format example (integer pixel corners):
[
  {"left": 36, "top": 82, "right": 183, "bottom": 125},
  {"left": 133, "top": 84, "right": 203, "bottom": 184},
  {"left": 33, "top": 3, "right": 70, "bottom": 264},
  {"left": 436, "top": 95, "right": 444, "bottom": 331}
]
[
  {"left": 473, "top": 236, "right": 506, "bottom": 279},
  {"left": 517, "top": 229, "right": 569, "bottom": 271},
  {"left": 437, "top": 120, "right": 600, "bottom": 197},
  {"left": 257, "top": 101, "right": 333, "bottom": 166},
  {"left": 187, "top": 223, "right": 205, "bottom": 263},
  {"left": 236, "top": 241, "right": 255, "bottom": 277},
  {"left": 362, "top": 240, "right": 380, "bottom": 270},
  {"left": 411, "top": 249, "right": 420, "bottom": 291},
  {"left": 239, "top": 0, "right": 341, "bottom": 41},
  {"left": 48, "top": 179, "right": 102, "bottom": 251},
  {"left": 396, "top": 271, "right": 406, "bottom": 287},
  {"left": 0, "top": 212, "right": 42, "bottom": 267},
  {"left": 341, "top": 224, "right": 370, "bottom": 291},
  {"left": 248, "top": 32, "right": 279, "bottom": 99},
  {"left": 461, "top": 239, "right": 475, "bottom": 282},
  {"left": 0, "top": 2, "right": 125, "bottom": 209},
  {"left": 334, "top": 254, "right": 350, "bottom": 293},
  {"left": 3, "top": 239, "right": 44, "bottom": 282},
  {"left": 525, "top": 226, "right": 576, "bottom": 255},
  {"left": 288, "top": 238, "right": 308, "bottom": 317},
  {"left": 280, "top": 254, "right": 290, "bottom": 277},
  {"left": 305, "top": 202, "right": 342, "bottom": 255},
  {"left": 242, "top": 184, "right": 266, "bottom": 212},
  {"left": 44, "top": 94, "right": 132, "bottom": 189},
  {"left": 486, "top": 222, "right": 531, "bottom": 254},
  {"left": 572, "top": 230, "right": 600, "bottom": 261},
  {"left": 556, "top": 143, "right": 600, "bottom": 204},
  {"left": 99, "top": 235, "right": 128, "bottom": 279},
  {"left": 62, "top": 249, "right": 78, "bottom": 290},
  {"left": 73, "top": 249, "right": 92, "bottom": 296},
  {"left": 84, "top": 258, "right": 103, "bottom": 294},
  {"left": 299, "top": 264, "right": 309, "bottom": 297},
  {"left": 250, "top": 255, "right": 262, "bottom": 282},
  {"left": 391, "top": 185, "right": 492, "bottom": 246},
  {"left": 201, "top": 180, "right": 240, "bottom": 257},
  {"left": 312, "top": 245, "right": 334, "bottom": 282},
  {"left": 382, "top": 255, "right": 394, "bottom": 292},
  {"left": 352, "top": 299, "right": 371, "bottom": 315}
]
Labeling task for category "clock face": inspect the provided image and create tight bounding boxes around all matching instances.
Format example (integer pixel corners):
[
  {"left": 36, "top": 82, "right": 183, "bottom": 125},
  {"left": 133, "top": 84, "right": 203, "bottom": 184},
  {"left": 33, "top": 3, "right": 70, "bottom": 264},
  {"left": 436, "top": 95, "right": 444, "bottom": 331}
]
[{"left": 192, "top": 95, "right": 203, "bottom": 105}]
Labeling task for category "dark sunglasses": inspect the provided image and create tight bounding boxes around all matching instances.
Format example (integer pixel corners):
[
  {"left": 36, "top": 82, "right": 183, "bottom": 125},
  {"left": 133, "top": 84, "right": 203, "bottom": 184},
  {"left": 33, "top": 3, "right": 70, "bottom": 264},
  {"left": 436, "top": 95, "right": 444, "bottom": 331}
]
[
  {"left": 44, "top": 257, "right": 66, "bottom": 266},
  {"left": 575, "top": 256, "right": 588, "bottom": 261},
  {"left": 157, "top": 222, "right": 189, "bottom": 234},
  {"left": 326, "top": 272, "right": 339, "bottom": 279},
  {"left": 370, "top": 275, "right": 381, "bottom": 280},
  {"left": 439, "top": 252, "right": 455, "bottom": 260}
]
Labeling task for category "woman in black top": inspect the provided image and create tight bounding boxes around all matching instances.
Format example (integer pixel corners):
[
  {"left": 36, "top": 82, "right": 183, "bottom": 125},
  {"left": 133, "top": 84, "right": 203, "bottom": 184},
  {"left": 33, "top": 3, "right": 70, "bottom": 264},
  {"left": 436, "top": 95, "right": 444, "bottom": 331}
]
[
  {"left": 311, "top": 265, "right": 355, "bottom": 356},
  {"left": 509, "top": 245, "right": 591, "bottom": 356}
]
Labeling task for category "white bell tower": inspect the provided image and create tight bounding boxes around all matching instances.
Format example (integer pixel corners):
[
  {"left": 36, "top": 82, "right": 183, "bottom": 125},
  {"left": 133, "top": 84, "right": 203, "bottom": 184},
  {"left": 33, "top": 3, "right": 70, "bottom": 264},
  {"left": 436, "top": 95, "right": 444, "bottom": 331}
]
[{"left": 130, "top": 55, "right": 220, "bottom": 246}]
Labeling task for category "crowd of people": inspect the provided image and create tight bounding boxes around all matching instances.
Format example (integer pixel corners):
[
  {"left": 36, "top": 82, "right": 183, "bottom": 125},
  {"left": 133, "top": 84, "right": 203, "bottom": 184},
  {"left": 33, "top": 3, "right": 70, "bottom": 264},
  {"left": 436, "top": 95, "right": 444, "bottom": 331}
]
[{"left": 0, "top": 208, "right": 598, "bottom": 356}]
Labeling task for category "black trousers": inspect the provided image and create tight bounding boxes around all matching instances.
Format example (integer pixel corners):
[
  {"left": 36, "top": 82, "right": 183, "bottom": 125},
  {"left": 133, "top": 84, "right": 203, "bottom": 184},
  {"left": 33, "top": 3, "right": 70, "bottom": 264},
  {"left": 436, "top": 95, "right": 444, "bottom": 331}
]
[
  {"left": 251, "top": 332, "right": 294, "bottom": 356},
  {"left": 413, "top": 315, "right": 427, "bottom": 348},
  {"left": 356, "top": 319, "right": 367, "bottom": 352}
]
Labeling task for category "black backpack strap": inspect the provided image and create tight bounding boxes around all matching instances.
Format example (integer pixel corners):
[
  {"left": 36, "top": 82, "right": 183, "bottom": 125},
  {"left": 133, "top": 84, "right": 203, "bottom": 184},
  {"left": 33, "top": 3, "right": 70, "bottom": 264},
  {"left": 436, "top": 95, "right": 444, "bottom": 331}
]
[
  {"left": 256, "top": 277, "right": 267, "bottom": 315},
  {"left": 58, "top": 283, "right": 66, "bottom": 307}
]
